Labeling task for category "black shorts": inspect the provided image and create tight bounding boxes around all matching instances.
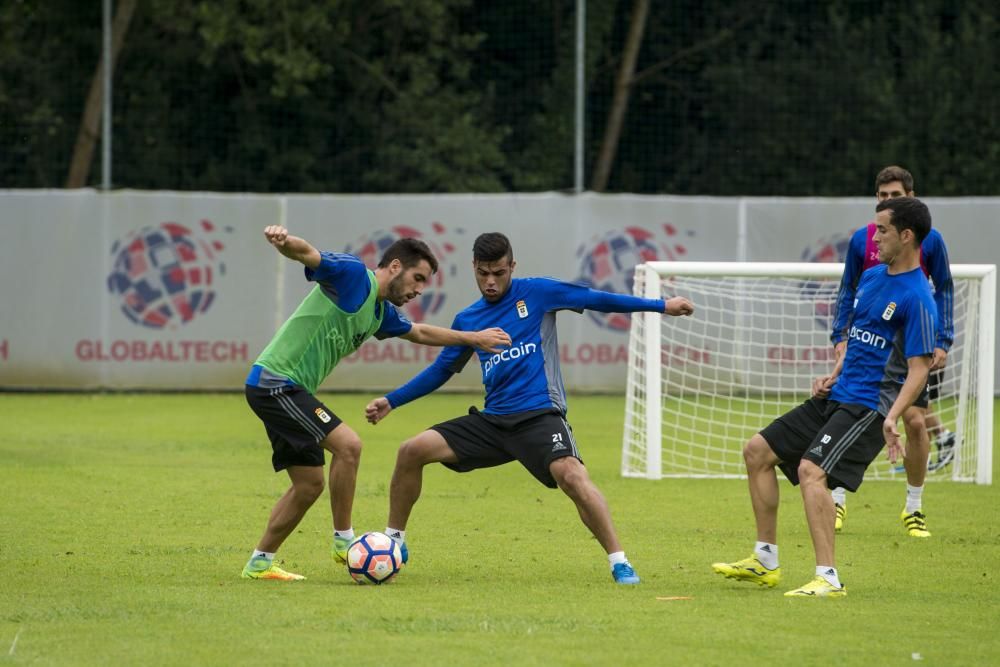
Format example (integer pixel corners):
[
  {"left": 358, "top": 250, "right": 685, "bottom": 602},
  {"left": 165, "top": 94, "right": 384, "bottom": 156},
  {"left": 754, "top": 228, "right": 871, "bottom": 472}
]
[
  {"left": 890, "top": 368, "right": 943, "bottom": 410},
  {"left": 927, "top": 368, "right": 945, "bottom": 403},
  {"left": 245, "top": 385, "right": 342, "bottom": 472},
  {"left": 759, "top": 397, "right": 883, "bottom": 492},
  {"left": 431, "top": 407, "right": 581, "bottom": 489}
]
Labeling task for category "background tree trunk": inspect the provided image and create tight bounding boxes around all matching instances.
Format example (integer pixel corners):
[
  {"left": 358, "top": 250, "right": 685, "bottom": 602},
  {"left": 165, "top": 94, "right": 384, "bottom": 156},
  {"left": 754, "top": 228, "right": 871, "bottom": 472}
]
[
  {"left": 65, "top": 0, "right": 137, "bottom": 189},
  {"left": 590, "top": 0, "right": 649, "bottom": 192}
]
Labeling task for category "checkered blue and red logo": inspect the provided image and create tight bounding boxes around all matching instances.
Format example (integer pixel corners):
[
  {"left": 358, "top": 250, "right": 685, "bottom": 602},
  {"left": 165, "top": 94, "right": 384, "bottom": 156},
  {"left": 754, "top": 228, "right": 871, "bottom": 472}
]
[
  {"left": 106, "top": 220, "right": 229, "bottom": 329},
  {"left": 344, "top": 222, "right": 459, "bottom": 322},
  {"left": 575, "top": 224, "right": 692, "bottom": 332}
]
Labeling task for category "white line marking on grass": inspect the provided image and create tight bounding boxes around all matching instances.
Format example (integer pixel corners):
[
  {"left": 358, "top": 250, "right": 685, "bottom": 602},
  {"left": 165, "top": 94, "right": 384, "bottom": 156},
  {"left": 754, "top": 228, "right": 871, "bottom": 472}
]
[{"left": 8, "top": 628, "right": 22, "bottom": 656}]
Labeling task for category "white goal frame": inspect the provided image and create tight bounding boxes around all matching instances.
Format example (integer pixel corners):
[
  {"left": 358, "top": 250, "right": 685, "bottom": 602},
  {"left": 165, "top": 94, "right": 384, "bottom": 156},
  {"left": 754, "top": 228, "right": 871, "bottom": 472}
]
[{"left": 623, "top": 261, "right": 996, "bottom": 484}]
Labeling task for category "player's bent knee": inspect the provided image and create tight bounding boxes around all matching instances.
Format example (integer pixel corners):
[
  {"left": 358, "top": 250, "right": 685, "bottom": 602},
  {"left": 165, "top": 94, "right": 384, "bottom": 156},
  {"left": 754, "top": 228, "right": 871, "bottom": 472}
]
[
  {"left": 302, "top": 480, "right": 325, "bottom": 502},
  {"left": 397, "top": 431, "right": 451, "bottom": 467},
  {"left": 743, "top": 434, "right": 774, "bottom": 469},
  {"left": 551, "top": 457, "right": 589, "bottom": 491},
  {"left": 291, "top": 473, "right": 325, "bottom": 502},
  {"left": 797, "top": 459, "right": 826, "bottom": 486},
  {"left": 324, "top": 425, "right": 363, "bottom": 460},
  {"left": 902, "top": 412, "right": 926, "bottom": 433}
]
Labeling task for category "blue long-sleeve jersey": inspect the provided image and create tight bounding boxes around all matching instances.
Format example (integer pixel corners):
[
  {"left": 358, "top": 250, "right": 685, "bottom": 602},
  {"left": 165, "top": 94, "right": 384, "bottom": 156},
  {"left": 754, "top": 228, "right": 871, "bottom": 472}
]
[
  {"left": 831, "top": 224, "right": 953, "bottom": 350},
  {"left": 385, "top": 277, "right": 666, "bottom": 415}
]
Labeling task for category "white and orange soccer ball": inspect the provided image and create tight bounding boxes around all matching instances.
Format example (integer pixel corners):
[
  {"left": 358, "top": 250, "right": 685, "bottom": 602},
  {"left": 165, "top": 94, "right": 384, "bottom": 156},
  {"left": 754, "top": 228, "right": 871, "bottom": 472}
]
[{"left": 347, "top": 532, "right": 403, "bottom": 585}]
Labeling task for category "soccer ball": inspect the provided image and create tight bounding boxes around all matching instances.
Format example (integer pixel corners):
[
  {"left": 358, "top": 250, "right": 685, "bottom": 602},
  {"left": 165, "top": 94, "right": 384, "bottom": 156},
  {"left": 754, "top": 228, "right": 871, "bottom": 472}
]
[{"left": 347, "top": 532, "right": 403, "bottom": 585}]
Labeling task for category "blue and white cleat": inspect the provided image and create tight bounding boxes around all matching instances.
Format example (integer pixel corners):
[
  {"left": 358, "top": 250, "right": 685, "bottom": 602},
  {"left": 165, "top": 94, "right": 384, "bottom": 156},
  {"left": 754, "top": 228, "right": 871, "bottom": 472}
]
[{"left": 612, "top": 562, "right": 640, "bottom": 585}]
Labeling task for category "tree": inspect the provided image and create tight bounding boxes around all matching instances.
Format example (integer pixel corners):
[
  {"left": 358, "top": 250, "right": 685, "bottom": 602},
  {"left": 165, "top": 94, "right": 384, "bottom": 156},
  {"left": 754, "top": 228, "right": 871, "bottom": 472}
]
[
  {"left": 590, "top": 0, "right": 648, "bottom": 192},
  {"left": 1, "top": 0, "right": 998, "bottom": 194},
  {"left": 65, "top": 0, "right": 137, "bottom": 188}
]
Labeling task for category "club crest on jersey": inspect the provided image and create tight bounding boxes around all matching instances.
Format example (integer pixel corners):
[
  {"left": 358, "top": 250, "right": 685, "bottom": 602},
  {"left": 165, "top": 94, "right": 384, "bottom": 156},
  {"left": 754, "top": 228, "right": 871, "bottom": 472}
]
[
  {"left": 516, "top": 299, "right": 529, "bottom": 319},
  {"left": 882, "top": 301, "right": 897, "bottom": 321},
  {"left": 315, "top": 408, "right": 332, "bottom": 423}
]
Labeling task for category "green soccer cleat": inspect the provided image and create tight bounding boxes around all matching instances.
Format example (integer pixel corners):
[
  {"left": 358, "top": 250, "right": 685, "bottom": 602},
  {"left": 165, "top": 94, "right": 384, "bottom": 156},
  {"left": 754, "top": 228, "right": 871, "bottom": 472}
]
[
  {"left": 834, "top": 503, "right": 847, "bottom": 533},
  {"left": 711, "top": 555, "right": 780, "bottom": 587},
  {"left": 241, "top": 559, "right": 305, "bottom": 581},
  {"left": 901, "top": 509, "right": 931, "bottom": 537},
  {"left": 784, "top": 576, "right": 846, "bottom": 598},
  {"left": 333, "top": 535, "right": 352, "bottom": 564}
]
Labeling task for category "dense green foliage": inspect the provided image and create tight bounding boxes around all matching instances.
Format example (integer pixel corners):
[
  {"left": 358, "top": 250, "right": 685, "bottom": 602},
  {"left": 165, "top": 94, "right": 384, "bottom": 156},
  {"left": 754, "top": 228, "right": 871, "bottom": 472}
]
[
  {"left": 3, "top": 393, "right": 999, "bottom": 664},
  {"left": 2, "top": 1, "right": 998, "bottom": 194}
]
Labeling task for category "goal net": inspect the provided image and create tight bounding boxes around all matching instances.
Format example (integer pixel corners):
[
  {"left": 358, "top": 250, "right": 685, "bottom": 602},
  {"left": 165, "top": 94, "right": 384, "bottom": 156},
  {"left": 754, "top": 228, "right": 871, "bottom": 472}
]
[{"left": 622, "top": 261, "right": 996, "bottom": 484}]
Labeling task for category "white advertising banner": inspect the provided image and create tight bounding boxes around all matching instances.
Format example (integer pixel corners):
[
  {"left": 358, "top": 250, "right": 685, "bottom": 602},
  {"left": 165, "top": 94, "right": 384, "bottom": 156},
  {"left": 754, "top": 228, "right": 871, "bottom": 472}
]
[
  {"left": 0, "top": 190, "right": 996, "bottom": 392},
  {"left": 1, "top": 191, "right": 280, "bottom": 389}
]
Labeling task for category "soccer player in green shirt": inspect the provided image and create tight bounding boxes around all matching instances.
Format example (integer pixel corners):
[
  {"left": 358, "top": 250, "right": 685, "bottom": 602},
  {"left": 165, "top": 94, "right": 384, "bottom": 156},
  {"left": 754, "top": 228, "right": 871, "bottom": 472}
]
[{"left": 242, "top": 225, "right": 510, "bottom": 580}]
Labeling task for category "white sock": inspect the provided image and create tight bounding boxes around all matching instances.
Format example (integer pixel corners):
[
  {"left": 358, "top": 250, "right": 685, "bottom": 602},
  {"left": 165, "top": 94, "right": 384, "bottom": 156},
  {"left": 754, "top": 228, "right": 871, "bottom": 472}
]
[
  {"left": 831, "top": 487, "right": 847, "bottom": 506},
  {"left": 385, "top": 527, "right": 406, "bottom": 545},
  {"left": 249, "top": 550, "right": 275, "bottom": 566},
  {"left": 754, "top": 542, "right": 779, "bottom": 570},
  {"left": 905, "top": 484, "right": 924, "bottom": 514},
  {"left": 608, "top": 551, "right": 628, "bottom": 568},
  {"left": 817, "top": 565, "right": 841, "bottom": 588},
  {"left": 334, "top": 528, "right": 355, "bottom": 541}
]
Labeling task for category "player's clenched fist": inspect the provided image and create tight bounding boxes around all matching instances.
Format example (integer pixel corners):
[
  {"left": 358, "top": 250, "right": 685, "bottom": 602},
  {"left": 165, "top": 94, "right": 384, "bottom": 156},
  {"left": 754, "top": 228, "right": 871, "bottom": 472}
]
[
  {"left": 264, "top": 225, "right": 289, "bottom": 247},
  {"left": 365, "top": 397, "right": 393, "bottom": 425},
  {"left": 665, "top": 296, "right": 694, "bottom": 316}
]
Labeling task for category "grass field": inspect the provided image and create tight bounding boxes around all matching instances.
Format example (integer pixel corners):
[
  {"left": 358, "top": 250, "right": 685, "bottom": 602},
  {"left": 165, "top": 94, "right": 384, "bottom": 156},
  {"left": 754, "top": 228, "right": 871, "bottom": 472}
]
[{"left": 3, "top": 393, "right": 999, "bottom": 666}]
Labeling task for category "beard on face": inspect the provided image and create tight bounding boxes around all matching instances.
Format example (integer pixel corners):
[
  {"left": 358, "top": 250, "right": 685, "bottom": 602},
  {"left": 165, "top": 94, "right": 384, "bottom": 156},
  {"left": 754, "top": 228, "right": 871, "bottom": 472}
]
[{"left": 386, "top": 273, "right": 411, "bottom": 306}]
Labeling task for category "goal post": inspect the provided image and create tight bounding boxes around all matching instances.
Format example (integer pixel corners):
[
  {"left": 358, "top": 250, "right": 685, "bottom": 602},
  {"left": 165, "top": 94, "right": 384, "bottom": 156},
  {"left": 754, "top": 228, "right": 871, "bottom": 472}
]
[{"left": 622, "top": 261, "right": 996, "bottom": 484}]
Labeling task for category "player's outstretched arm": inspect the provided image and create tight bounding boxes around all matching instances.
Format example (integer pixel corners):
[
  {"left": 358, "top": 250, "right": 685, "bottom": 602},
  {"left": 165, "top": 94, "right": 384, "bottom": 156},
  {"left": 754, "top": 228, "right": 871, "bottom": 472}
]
[
  {"left": 365, "top": 397, "right": 392, "bottom": 425},
  {"left": 365, "top": 359, "right": 458, "bottom": 425},
  {"left": 664, "top": 296, "right": 694, "bottom": 316},
  {"left": 263, "top": 225, "right": 321, "bottom": 269},
  {"left": 830, "top": 231, "right": 865, "bottom": 346},
  {"left": 402, "top": 324, "right": 511, "bottom": 353}
]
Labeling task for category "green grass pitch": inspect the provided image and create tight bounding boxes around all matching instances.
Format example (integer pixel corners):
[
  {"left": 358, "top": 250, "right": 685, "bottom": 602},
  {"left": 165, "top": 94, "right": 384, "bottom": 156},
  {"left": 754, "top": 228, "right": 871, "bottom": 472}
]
[{"left": 2, "top": 393, "right": 998, "bottom": 665}]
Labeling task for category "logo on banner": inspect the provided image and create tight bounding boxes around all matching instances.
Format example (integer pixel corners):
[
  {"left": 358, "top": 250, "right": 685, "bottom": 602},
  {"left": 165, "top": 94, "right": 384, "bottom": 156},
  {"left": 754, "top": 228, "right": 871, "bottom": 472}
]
[
  {"left": 106, "top": 220, "right": 230, "bottom": 329},
  {"left": 574, "top": 224, "right": 693, "bottom": 332},
  {"left": 344, "top": 222, "right": 459, "bottom": 322},
  {"left": 799, "top": 232, "right": 852, "bottom": 330}
]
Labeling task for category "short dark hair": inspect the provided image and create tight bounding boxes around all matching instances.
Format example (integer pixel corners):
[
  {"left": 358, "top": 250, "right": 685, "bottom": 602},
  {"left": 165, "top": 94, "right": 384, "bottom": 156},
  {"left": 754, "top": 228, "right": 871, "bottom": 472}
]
[
  {"left": 472, "top": 232, "right": 513, "bottom": 264},
  {"left": 875, "top": 165, "right": 914, "bottom": 193},
  {"left": 875, "top": 196, "right": 931, "bottom": 246},
  {"left": 378, "top": 237, "right": 438, "bottom": 274}
]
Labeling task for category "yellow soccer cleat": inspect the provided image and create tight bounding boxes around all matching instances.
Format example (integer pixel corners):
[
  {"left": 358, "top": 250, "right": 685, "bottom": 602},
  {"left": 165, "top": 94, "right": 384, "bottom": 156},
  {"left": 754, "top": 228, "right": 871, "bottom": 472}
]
[
  {"left": 901, "top": 509, "right": 931, "bottom": 537},
  {"left": 834, "top": 503, "right": 847, "bottom": 533},
  {"left": 333, "top": 535, "right": 352, "bottom": 565},
  {"left": 784, "top": 576, "right": 846, "bottom": 598},
  {"left": 711, "top": 555, "right": 780, "bottom": 588},
  {"left": 241, "top": 561, "right": 306, "bottom": 581}
]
